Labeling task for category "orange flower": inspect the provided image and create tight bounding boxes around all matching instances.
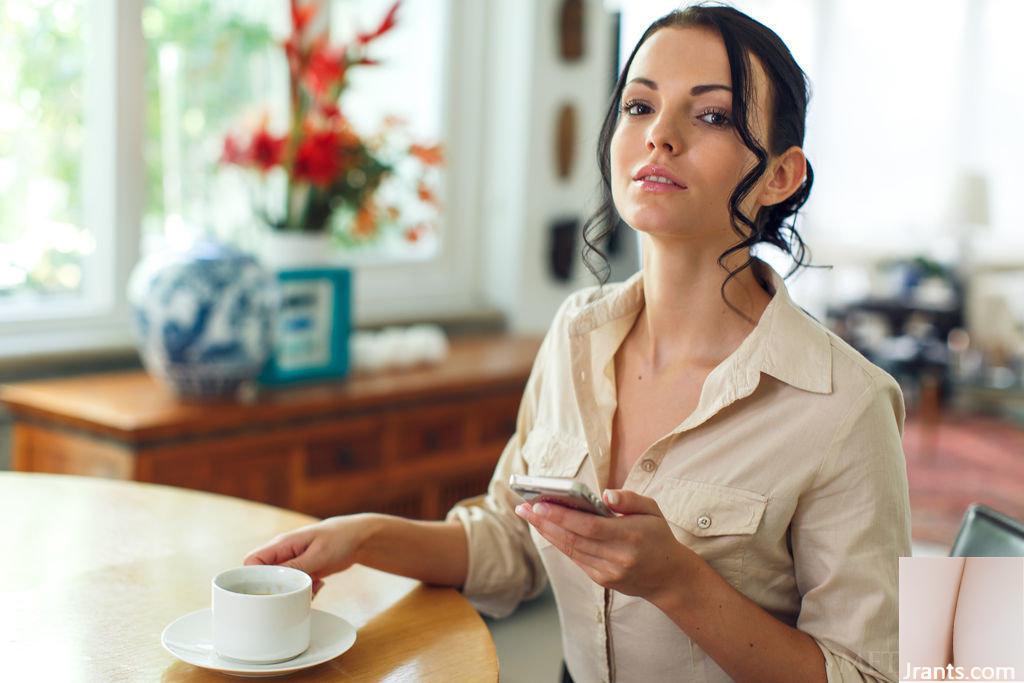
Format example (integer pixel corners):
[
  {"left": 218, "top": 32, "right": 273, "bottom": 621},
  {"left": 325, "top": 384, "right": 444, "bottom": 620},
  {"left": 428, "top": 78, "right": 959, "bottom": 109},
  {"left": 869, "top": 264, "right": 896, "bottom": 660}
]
[
  {"left": 383, "top": 114, "right": 408, "bottom": 130},
  {"left": 354, "top": 202, "right": 377, "bottom": 237},
  {"left": 417, "top": 181, "right": 438, "bottom": 206},
  {"left": 404, "top": 223, "right": 428, "bottom": 243},
  {"left": 410, "top": 143, "right": 443, "bottom": 166}
]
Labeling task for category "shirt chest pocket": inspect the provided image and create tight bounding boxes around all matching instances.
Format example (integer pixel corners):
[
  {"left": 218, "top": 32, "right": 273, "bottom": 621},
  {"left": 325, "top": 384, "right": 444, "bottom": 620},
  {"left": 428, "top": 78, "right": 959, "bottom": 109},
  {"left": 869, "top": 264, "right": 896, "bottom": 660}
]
[
  {"left": 521, "top": 429, "right": 588, "bottom": 478},
  {"left": 519, "top": 429, "right": 589, "bottom": 550},
  {"left": 651, "top": 478, "right": 768, "bottom": 586}
]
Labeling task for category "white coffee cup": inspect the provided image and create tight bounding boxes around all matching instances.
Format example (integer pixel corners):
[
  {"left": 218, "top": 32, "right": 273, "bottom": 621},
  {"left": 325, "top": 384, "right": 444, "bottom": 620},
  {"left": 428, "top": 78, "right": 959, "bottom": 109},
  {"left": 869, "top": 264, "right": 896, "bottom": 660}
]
[{"left": 211, "top": 565, "right": 312, "bottom": 663}]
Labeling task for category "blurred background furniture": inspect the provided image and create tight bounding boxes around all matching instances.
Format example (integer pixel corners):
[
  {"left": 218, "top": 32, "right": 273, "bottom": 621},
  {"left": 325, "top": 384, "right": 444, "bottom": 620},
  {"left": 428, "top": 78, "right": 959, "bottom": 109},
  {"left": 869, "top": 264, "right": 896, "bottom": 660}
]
[
  {"left": 949, "top": 503, "right": 1024, "bottom": 557},
  {"left": 1, "top": 334, "right": 541, "bottom": 521},
  {"left": 826, "top": 256, "right": 965, "bottom": 416}
]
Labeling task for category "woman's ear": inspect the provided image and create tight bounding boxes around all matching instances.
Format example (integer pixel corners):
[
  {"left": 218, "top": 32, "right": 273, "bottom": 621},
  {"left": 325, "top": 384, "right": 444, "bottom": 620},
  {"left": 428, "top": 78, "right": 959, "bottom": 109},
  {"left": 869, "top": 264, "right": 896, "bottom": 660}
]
[{"left": 758, "top": 145, "right": 806, "bottom": 208}]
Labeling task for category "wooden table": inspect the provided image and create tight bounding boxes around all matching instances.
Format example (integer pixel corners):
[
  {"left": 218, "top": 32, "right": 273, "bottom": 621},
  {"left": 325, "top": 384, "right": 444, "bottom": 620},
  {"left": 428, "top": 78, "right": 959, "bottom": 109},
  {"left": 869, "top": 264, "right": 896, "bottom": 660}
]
[
  {"left": 0, "top": 472, "right": 498, "bottom": 681},
  {"left": 3, "top": 334, "right": 541, "bottom": 521}
]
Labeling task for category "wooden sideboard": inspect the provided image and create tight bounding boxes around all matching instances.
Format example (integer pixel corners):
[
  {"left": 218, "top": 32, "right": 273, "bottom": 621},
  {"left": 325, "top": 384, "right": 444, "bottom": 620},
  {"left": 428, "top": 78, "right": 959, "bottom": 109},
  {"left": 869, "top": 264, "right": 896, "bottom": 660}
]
[{"left": 1, "top": 334, "right": 542, "bottom": 521}]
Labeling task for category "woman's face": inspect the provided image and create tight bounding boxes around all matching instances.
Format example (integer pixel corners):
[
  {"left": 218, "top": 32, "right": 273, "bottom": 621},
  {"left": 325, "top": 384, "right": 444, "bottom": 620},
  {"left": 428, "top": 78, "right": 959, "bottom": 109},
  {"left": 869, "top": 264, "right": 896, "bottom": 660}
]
[{"left": 610, "top": 27, "right": 773, "bottom": 244}]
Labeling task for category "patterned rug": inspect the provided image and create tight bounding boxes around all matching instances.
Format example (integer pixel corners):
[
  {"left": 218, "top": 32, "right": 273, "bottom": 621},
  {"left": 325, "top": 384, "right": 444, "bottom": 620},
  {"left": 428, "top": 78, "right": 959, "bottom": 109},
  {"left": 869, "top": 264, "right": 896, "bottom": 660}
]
[{"left": 903, "top": 412, "right": 1024, "bottom": 547}]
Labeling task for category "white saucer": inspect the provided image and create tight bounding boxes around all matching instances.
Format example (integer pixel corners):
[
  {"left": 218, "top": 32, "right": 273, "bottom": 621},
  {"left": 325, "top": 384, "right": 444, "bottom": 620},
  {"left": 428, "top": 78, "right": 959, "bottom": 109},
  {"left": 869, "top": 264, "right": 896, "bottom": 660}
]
[{"left": 161, "top": 608, "right": 357, "bottom": 678}]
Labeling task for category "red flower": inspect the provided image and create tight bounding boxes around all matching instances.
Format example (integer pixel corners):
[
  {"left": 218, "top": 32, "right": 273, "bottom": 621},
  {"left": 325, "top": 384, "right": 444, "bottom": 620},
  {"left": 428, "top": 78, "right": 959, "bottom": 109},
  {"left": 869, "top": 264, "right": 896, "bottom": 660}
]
[
  {"left": 290, "top": 0, "right": 319, "bottom": 34},
  {"left": 221, "top": 133, "right": 247, "bottom": 165},
  {"left": 220, "top": 127, "right": 286, "bottom": 172},
  {"left": 250, "top": 127, "right": 287, "bottom": 171},
  {"left": 356, "top": 0, "right": 401, "bottom": 45},
  {"left": 304, "top": 37, "right": 347, "bottom": 97},
  {"left": 319, "top": 102, "right": 341, "bottom": 121},
  {"left": 293, "top": 129, "right": 342, "bottom": 187}
]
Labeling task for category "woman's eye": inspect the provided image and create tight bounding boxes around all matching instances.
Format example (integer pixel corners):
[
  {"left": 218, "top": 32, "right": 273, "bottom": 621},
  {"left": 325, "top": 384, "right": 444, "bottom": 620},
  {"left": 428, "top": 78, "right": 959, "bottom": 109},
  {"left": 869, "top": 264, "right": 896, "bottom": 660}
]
[
  {"left": 620, "top": 101, "right": 731, "bottom": 128},
  {"left": 620, "top": 99, "right": 650, "bottom": 116},
  {"left": 699, "top": 108, "right": 731, "bottom": 127}
]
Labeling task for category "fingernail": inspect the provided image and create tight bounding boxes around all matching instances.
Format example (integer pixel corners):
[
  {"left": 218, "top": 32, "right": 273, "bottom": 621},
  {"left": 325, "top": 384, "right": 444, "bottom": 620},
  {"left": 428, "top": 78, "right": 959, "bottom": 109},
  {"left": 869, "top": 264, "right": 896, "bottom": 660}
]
[
  {"left": 604, "top": 490, "right": 619, "bottom": 505},
  {"left": 515, "top": 504, "right": 527, "bottom": 516},
  {"left": 532, "top": 503, "right": 548, "bottom": 516}
]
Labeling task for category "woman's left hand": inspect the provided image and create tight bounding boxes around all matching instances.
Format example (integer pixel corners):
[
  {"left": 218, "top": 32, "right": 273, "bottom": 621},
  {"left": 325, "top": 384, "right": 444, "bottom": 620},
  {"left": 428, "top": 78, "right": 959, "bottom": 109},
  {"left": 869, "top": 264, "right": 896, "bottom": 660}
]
[{"left": 515, "top": 489, "right": 706, "bottom": 604}]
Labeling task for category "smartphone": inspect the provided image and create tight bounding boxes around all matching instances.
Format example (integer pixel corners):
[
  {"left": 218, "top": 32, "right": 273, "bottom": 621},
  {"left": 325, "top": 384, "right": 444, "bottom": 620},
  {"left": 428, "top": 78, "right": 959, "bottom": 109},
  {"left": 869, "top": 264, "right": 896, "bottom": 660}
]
[{"left": 509, "top": 474, "right": 614, "bottom": 517}]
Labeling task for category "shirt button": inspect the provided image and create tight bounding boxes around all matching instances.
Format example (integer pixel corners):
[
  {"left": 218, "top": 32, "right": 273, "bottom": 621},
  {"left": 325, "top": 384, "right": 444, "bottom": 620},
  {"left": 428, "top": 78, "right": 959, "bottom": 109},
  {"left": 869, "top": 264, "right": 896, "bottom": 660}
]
[
  {"left": 596, "top": 607, "right": 603, "bottom": 622},
  {"left": 580, "top": 370, "right": 586, "bottom": 381},
  {"left": 640, "top": 458, "right": 656, "bottom": 472},
  {"left": 697, "top": 514, "right": 712, "bottom": 529}
]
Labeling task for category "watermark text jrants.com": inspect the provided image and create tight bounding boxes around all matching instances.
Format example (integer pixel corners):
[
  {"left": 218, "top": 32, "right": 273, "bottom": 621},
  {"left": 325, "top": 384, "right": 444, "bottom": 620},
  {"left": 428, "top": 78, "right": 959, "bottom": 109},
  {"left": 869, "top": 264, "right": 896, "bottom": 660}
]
[{"left": 903, "top": 663, "right": 1017, "bottom": 681}]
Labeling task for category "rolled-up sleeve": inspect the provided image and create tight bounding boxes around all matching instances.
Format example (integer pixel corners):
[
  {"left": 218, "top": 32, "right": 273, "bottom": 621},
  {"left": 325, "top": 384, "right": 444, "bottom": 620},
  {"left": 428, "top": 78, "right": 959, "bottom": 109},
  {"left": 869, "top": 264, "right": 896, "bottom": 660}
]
[
  {"left": 444, "top": 323, "right": 555, "bottom": 619},
  {"left": 791, "top": 372, "right": 912, "bottom": 682}
]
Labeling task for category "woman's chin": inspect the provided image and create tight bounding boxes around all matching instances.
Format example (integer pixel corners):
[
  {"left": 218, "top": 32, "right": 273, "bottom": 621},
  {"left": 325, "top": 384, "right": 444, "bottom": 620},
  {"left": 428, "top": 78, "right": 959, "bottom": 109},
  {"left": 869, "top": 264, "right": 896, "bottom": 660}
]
[{"left": 622, "top": 217, "right": 683, "bottom": 238}]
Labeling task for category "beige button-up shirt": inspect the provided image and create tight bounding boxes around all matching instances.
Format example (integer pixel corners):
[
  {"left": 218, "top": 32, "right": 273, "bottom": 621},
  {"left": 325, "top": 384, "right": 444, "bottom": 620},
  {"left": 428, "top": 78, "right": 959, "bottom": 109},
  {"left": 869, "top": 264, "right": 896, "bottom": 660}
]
[{"left": 446, "top": 256, "right": 911, "bottom": 682}]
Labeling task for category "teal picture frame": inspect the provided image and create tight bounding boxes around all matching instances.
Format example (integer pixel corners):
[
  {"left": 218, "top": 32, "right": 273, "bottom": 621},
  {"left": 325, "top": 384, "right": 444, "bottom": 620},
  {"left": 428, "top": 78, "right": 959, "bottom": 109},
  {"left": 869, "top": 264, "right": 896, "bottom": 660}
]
[{"left": 260, "top": 266, "right": 351, "bottom": 385}]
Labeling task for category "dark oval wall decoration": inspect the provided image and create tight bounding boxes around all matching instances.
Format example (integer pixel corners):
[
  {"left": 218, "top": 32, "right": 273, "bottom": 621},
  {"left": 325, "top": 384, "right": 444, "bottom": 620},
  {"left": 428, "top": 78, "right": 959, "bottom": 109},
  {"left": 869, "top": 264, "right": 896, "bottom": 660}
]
[
  {"left": 555, "top": 103, "right": 577, "bottom": 180},
  {"left": 559, "top": 0, "right": 584, "bottom": 62}
]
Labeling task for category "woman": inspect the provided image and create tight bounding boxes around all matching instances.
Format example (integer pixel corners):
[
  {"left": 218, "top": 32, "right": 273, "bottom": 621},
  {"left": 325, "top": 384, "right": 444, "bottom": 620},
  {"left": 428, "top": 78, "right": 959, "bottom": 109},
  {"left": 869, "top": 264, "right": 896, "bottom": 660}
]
[{"left": 245, "top": 4, "right": 911, "bottom": 682}]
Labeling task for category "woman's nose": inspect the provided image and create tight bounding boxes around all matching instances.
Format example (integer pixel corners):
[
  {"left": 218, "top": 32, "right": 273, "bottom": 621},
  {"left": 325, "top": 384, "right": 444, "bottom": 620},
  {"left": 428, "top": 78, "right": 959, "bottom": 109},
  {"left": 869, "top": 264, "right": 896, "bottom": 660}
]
[{"left": 646, "top": 122, "right": 682, "bottom": 154}]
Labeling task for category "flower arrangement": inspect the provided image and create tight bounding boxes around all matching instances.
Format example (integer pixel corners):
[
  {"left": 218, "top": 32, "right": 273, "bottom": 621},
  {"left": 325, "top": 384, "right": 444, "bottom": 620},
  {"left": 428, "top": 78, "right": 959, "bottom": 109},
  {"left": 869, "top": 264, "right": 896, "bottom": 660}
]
[{"left": 220, "top": 0, "right": 443, "bottom": 248}]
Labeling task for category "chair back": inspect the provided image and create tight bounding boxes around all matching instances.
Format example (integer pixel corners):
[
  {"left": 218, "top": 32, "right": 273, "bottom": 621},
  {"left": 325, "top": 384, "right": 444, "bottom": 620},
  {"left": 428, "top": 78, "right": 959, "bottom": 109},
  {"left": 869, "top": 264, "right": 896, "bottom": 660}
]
[{"left": 949, "top": 503, "right": 1024, "bottom": 557}]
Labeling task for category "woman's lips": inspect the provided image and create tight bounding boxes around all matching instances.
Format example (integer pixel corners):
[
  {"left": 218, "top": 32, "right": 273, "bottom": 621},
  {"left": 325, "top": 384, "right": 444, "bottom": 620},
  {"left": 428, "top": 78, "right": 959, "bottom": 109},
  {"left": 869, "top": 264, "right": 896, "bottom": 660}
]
[{"left": 634, "top": 178, "right": 687, "bottom": 193}]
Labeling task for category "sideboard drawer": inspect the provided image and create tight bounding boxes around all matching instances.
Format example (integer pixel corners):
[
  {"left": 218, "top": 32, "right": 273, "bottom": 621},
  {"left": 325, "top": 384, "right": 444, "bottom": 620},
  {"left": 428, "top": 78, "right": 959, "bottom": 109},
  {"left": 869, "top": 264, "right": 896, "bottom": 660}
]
[
  {"left": 302, "top": 416, "right": 390, "bottom": 478},
  {"left": 393, "top": 403, "right": 471, "bottom": 462}
]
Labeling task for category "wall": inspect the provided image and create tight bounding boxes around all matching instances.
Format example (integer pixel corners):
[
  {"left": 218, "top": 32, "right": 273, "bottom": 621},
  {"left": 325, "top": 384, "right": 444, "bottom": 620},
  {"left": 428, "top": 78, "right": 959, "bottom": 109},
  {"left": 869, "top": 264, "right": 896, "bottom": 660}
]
[{"left": 480, "top": 0, "right": 638, "bottom": 335}]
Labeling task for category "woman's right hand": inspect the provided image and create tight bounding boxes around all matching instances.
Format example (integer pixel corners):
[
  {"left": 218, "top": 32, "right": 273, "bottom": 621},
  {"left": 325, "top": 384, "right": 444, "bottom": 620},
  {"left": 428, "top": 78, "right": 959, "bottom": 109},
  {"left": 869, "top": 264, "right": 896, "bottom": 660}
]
[{"left": 243, "top": 514, "right": 377, "bottom": 597}]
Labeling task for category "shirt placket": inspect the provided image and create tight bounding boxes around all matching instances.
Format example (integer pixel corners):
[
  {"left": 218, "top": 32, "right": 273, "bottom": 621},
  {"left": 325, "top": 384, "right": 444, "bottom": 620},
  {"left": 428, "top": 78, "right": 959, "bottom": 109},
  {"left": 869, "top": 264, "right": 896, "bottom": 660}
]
[
  {"left": 570, "top": 324, "right": 617, "bottom": 683},
  {"left": 569, "top": 328, "right": 612, "bottom": 493}
]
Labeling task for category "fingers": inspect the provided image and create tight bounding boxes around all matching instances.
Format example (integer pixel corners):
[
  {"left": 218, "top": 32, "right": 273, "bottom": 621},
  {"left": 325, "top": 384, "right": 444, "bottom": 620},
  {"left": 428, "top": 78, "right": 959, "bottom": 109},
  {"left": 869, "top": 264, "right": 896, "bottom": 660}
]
[
  {"left": 516, "top": 503, "right": 621, "bottom": 568},
  {"left": 516, "top": 502, "right": 611, "bottom": 540},
  {"left": 312, "top": 579, "right": 324, "bottom": 597},
  {"left": 603, "top": 489, "right": 664, "bottom": 517},
  {"left": 243, "top": 531, "right": 312, "bottom": 567}
]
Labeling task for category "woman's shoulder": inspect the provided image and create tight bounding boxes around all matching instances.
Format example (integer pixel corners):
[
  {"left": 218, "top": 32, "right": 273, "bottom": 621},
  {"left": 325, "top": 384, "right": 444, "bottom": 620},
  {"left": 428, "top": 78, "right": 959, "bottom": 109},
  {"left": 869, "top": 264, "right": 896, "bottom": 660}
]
[
  {"left": 549, "top": 279, "right": 632, "bottom": 328},
  {"left": 824, "top": 324, "right": 901, "bottom": 391},
  {"left": 812, "top": 319, "right": 905, "bottom": 422}
]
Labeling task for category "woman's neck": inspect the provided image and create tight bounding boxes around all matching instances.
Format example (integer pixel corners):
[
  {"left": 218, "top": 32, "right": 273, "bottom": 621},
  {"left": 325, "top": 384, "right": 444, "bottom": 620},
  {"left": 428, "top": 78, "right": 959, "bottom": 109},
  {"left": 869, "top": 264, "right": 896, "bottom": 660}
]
[{"left": 634, "top": 241, "right": 773, "bottom": 373}]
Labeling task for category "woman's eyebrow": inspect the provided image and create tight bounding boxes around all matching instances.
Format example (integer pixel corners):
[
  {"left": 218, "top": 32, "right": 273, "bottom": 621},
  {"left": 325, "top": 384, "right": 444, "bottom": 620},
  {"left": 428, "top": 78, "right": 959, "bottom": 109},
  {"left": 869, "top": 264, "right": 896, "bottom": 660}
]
[{"left": 625, "top": 77, "right": 732, "bottom": 96}]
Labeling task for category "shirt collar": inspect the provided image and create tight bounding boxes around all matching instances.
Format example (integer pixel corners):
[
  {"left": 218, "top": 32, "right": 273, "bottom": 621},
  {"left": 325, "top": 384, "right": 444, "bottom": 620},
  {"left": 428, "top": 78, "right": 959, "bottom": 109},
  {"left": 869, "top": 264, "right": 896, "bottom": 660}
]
[{"left": 567, "top": 256, "right": 832, "bottom": 395}]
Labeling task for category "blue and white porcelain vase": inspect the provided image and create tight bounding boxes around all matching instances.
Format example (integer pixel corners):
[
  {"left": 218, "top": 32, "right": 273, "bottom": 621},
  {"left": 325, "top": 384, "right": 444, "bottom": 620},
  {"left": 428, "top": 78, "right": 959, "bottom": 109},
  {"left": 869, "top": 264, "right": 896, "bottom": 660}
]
[{"left": 128, "top": 238, "right": 280, "bottom": 399}]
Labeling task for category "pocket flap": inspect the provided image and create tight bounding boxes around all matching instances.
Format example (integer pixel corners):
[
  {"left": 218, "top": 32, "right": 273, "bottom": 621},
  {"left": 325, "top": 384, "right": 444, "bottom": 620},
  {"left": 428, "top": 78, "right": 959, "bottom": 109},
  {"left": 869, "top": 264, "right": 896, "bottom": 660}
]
[
  {"left": 654, "top": 479, "right": 767, "bottom": 537},
  {"left": 522, "top": 429, "right": 588, "bottom": 478}
]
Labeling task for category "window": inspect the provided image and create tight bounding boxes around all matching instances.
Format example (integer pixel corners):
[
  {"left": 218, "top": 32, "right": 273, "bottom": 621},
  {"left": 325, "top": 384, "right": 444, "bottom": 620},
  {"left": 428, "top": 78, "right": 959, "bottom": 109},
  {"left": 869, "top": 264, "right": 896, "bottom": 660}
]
[
  {"left": 0, "top": 0, "right": 484, "bottom": 360},
  {"left": 0, "top": 0, "right": 94, "bottom": 314},
  {"left": 141, "top": 0, "right": 289, "bottom": 253}
]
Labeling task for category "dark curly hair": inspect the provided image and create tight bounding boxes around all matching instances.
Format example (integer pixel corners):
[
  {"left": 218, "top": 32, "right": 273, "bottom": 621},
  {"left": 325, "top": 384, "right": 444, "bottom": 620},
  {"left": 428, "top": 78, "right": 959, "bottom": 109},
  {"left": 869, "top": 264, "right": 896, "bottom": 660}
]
[{"left": 583, "top": 2, "right": 829, "bottom": 323}]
